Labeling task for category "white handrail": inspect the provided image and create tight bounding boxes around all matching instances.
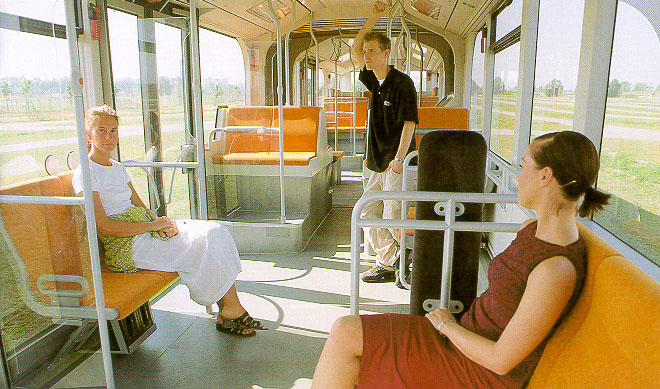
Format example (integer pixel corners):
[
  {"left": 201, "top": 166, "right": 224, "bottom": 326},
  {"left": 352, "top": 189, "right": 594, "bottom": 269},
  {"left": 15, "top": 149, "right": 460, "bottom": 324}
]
[
  {"left": 350, "top": 191, "right": 523, "bottom": 315},
  {"left": 267, "top": 0, "right": 287, "bottom": 224}
]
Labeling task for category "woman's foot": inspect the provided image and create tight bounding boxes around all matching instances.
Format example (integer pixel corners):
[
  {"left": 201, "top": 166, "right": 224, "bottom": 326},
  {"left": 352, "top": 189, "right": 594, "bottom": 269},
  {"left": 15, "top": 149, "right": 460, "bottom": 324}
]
[
  {"left": 220, "top": 311, "right": 266, "bottom": 330},
  {"left": 216, "top": 319, "right": 256, "bottom": 337}
]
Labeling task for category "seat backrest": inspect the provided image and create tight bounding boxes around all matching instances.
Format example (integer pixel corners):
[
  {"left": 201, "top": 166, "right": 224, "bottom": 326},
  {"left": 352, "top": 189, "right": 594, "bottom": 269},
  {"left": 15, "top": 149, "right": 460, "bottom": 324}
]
[
  {"left": 417, "top": 107, "right": 469, "bottom": 130},
  {"left": 528, "top": 223, "right": 660, "bottom": 387},
  {"left": 226, "top": 106, "right": 274, "bottom": 127},
  {"left": 409, "top": 130, "right": 487, "bottom": 315},
  {"left": 0, "top": 174, "right": 93, "bottom": 304},
  {"left": 273, "top": 106, "right": 321, "bottom": 153},
  {"left": 415, "top": 107, "right": 470, "bottom": 147}
]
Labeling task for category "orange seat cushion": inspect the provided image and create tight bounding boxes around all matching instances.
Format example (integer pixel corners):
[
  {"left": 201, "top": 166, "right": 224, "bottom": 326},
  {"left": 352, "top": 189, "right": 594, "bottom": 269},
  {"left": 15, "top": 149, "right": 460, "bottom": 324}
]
[
  {"left": 417, "top": 107, "right": 469, "bottom": 130},
  {"left": 213, "top": 152, "right": 315, "bottom": 166}
]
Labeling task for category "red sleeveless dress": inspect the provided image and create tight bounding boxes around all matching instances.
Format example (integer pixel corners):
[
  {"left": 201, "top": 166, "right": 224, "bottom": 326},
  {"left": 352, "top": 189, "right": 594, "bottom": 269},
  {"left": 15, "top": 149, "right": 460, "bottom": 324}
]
[{"left": 358, "top": 221, "right": 586, "bottom": 388}]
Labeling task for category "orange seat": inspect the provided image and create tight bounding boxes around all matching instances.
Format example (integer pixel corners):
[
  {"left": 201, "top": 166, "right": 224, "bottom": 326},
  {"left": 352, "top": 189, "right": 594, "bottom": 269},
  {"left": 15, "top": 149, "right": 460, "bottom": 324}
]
[
  {"left": 415, "top": 107, "right": 469, "bottom": 147},
  {"left": 528, "top": 223, "right": 660, "bottom": 387},
  {"left": 212, "top": 106, "right": 322, "bottom": 166},
  {"left": 324, "top": 99, "right": 369, "bottom": 133},
  {"left": 0, "top": 172, "right": 179, "bottom": 321}
]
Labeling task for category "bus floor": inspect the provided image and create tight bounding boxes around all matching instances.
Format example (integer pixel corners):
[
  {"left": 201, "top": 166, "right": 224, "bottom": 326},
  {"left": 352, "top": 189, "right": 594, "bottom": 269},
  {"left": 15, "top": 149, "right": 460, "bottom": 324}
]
[{"left": 51, "top": 172, "right": 413, "bottom": 389}]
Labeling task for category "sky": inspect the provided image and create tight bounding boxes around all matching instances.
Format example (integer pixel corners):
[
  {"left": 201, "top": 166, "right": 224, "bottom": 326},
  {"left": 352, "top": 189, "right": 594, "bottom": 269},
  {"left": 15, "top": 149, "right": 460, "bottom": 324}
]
[{"left": 1, "top": 0, "right": 660, "bottom": 90}]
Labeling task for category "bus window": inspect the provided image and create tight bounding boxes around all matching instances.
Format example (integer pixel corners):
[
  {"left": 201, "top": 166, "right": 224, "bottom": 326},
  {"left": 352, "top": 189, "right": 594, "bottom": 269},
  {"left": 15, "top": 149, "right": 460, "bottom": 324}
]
[
  {"left": 488, "top": 0, "right": 522, "bottom": 162},
  {"left": 595, "top": 1, "right": 660, "bottom": 267},
  {"left": 531, "top": 0, "right": 585, "bottom": 137},
  {"left": 490, "top": 41, "right": 520, "bottom": 161},
  {"left": 199, "top": 28, "right": 246, "bottom": 136},
  {"left": 470, "top": 30, "right": 485, "bottom": 131},
  {"left": 1, "top": 2, "right": 104, "bottom": 386}
]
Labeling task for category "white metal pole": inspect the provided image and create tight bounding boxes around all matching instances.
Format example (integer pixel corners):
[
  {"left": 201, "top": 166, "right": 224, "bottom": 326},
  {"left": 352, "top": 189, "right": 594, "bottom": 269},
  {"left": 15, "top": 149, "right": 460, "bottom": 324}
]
[
  {"left": 190, "top": 0, "right": 209, "bottom": 220},
  {"left": 64, "top": 1, "right": 114, "bottom": 387},
  {"left": 267, "top": 0, "right": 287, "bottom": 224}
]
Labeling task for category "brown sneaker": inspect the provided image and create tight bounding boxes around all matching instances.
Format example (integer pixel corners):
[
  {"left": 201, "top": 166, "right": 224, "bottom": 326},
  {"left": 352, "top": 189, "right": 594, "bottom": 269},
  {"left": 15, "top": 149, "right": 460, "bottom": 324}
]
[{"left": 361, "top": 265, "right": 396, "bottom": 283}]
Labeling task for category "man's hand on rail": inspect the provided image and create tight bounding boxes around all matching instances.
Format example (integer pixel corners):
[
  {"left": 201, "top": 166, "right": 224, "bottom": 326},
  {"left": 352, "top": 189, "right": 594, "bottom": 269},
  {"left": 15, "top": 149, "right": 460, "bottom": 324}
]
[
  {"left": 373, "top": 1, "right": 389, "bottom": 17},
  {"left": 388, "top": 159, "right": 403, "bottom": 174}
]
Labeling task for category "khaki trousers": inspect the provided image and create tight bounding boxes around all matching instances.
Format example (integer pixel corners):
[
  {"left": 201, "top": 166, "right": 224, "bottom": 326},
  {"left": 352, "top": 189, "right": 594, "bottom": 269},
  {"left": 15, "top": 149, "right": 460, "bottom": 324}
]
[{"left": 361, "top": 167, "right": 403, "bottom": 268}]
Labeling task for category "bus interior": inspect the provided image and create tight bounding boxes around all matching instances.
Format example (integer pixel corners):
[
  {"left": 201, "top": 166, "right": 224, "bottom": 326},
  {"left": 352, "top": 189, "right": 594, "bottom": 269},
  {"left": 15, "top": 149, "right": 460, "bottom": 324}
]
[{"left": 1, "top": 0, "right": 659, "bottom": 387}]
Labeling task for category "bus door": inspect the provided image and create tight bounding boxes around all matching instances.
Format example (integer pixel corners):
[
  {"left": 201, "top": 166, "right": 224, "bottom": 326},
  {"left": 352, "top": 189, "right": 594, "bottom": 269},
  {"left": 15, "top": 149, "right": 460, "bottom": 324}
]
[{"left": 107, "top": 10, "right": 199, "bottom": 220}]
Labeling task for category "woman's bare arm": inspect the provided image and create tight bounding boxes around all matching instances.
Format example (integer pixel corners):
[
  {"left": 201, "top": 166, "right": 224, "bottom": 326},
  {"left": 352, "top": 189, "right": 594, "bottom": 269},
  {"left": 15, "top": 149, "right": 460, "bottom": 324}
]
[
  {"left": 92, "top": 191, "right": 173, "bottom": 237},
  {"left": 427, "top": 255, "right": 577, "bottom": 375}
]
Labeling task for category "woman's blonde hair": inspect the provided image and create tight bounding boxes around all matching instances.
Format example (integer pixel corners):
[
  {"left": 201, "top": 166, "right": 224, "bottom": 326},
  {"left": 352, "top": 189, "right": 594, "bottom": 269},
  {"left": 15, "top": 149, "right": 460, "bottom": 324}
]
[{"left": 85, "top": 104, "right": 119, "bottom": 134}]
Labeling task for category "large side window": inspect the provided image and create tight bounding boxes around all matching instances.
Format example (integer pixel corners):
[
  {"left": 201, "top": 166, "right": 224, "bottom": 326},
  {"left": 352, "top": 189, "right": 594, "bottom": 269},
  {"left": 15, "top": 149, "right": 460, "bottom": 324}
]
[
  {"left": 595, "top": 2, "right": 660, "bottom": 266},
  {"left": 530, "top": 0, "right": 585, "bottom": 138},
  {"left": 199, "top": 28, "right": 245, "bottom": 135},
  {"left": 470, "top": 29, "right": 485, "bottom": 131},
  {"left": 488, "top": 0, "right": 522, "bottom": 161}
]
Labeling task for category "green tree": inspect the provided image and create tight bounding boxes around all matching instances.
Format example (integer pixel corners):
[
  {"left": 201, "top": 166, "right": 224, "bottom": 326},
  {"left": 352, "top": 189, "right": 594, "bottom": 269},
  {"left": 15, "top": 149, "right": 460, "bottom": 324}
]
[
  {"left": 544, "top": 79, "right": 564, "bottom": 97},
  {"left": 607, "top": 79, "right": 621, "bottom": 97},
  {"left": 1, "top": 80, "right": 10, "bottom": 97},
  {"left": 620, "top": 81, "right": 632, "bottom": 93},
  {"left": 66, "top": 81, "right": 72, "bottom": 98},
  {"left": 214, "top": 84, "right": 224, "bottom": 104},
  {"left": 633, "top": 82, "right": 649, "bottom": 92},
  {"left": 493, "top": 77, "right": 503, "bottom": 95},
  {"left": 19, "top": 79, "right": 31, "bottom": 100}
]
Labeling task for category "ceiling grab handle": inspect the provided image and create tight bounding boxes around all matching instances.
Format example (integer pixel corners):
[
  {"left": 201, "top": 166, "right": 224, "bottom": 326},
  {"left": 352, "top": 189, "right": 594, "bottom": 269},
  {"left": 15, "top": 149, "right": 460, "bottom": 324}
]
[
  {"left": 267, "top": 0, "right": 287, "bottom": 224},
  {"left": 337, "top": 35, "right": 359, "bottom": 156}
]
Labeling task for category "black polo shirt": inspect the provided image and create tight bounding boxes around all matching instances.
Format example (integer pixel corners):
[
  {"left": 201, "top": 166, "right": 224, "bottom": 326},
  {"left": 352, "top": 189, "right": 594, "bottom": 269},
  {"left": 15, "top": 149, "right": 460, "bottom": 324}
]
[{"left": 359, "top": 65, "right": 419, "bottom": 173}]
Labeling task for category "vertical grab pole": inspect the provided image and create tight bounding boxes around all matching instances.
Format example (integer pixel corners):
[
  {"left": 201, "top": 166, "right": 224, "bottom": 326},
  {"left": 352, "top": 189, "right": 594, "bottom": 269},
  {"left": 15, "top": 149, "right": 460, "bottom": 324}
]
[
  {"left": 416, "top": 27, "right": 423, "bottom": 107},
  {"left": 333, "top": 38, "right": 339, "bottom": 151},
  {"left": 267, "top": 0, "right": 287, "bottom": 224},
  {"left": 309, "top": 12, "right": 319, "bottom": 106},
  {"left": 64, "top": 1, "right": 114, "bottom": 387},
  {"left": 440, "top": 199, "right": 456, "bottom": 309},
  {"left": 284, "top": 0, "right": 296, "bottom": 105},
  {"left": 190, "top": 0, "right": 209, "bottom": 220},
  {"left": 350, "top": 202, "right": 362, "bottom": 315}
]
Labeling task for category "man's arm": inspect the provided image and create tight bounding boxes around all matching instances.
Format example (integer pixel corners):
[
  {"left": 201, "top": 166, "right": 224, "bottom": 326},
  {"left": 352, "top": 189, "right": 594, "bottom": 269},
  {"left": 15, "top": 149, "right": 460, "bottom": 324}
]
[
  {"left": 389, "top": 121, "right": 416, "bottom": 173},
  {"left": 352, "top": 2, "right": 389, "bottom": 69}
]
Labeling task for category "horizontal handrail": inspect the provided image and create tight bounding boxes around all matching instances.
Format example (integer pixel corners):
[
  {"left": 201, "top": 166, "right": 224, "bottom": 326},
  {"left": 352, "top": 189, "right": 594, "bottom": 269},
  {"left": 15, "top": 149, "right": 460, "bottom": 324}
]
[
  {"left": 0, "top": 195, "right": 84, "bottom": 206},
  {"left": 121, "top": 161, "right": 199, "bottom": 169},
  {"left": 351, "top": 190, "right": 524, "bottom": 315}
]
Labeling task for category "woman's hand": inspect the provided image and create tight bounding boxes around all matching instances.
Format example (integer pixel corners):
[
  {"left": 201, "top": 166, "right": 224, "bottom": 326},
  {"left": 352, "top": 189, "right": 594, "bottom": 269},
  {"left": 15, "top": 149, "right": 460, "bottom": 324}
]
[
  {"left": 425, "top": 308, "right": 456, "bottom": 335},
  {"left": 158, "top": 224, "right": 178, "bottom": 238},
  {"left": 151, "top": 216, "right": 174, "bottom": 231}
]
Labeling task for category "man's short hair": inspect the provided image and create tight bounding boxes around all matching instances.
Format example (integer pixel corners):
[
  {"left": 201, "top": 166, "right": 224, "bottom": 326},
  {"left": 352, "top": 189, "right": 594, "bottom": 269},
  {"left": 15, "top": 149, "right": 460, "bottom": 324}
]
[{"left": 364, "top": 31, "right": 391, "bottom": 51}]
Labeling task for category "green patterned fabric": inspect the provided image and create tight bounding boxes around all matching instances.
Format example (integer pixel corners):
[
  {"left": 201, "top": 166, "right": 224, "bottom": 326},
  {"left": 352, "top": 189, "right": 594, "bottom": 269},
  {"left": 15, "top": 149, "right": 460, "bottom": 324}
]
[{"left": 99, "top": 206, "right": 169, "bottom": 273}]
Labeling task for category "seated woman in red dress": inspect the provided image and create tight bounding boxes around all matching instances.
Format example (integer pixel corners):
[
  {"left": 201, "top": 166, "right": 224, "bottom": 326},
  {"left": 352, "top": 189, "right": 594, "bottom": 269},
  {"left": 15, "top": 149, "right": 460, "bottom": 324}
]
[{"left": 312, "top": 131, "right": 611, "bottom": 388}]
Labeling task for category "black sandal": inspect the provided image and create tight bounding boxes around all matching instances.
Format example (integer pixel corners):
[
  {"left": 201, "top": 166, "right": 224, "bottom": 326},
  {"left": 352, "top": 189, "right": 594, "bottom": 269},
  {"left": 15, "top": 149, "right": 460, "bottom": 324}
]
[
  {"left": 216, "top": 320, "right": 256, "bottom": 337},
  {"left": 228, "top": 311, "right": 267, "bottom": 330}
]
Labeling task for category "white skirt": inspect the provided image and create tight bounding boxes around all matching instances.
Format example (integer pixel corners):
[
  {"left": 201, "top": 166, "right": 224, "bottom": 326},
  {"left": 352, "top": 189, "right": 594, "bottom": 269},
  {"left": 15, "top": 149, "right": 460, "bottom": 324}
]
[{"left": 132, "top": 219, "right": 241, "bottom": 306}]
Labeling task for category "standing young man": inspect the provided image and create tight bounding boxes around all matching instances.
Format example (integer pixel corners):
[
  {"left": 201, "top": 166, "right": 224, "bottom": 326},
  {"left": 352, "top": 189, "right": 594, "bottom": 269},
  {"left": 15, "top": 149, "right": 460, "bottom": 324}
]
[{"left": 352, "top": 2, "right": 419, "bottom": 283}]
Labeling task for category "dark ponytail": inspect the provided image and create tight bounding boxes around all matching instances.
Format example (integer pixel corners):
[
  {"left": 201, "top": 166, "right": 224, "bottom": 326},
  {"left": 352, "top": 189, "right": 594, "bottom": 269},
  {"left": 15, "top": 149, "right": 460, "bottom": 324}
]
[
  {"left": 578, "top": 186, "right": 611, "bottom": 218},
  {"left": 532, "top": 131, "right": 611, "bottom": 217}
]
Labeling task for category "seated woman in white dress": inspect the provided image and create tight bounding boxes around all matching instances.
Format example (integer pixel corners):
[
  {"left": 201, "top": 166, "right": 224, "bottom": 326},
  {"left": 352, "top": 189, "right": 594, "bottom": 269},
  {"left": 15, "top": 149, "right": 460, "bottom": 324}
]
[{"left": 73, "top": 104, "right": 264, "bottom": 337}]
